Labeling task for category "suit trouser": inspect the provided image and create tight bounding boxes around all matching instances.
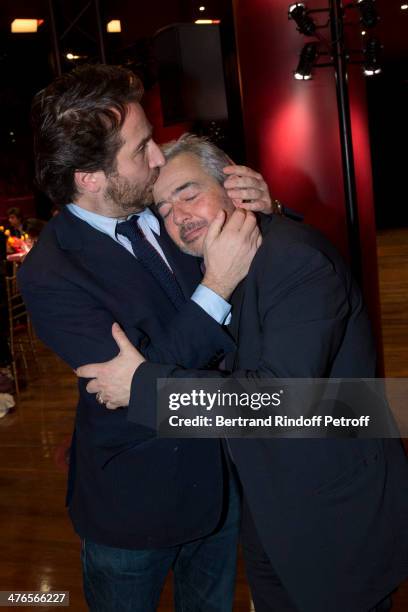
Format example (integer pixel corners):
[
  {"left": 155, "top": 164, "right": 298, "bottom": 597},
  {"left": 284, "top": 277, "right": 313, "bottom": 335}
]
[{"left": 241, "top": 498, "right": 393, "bottom": 612}]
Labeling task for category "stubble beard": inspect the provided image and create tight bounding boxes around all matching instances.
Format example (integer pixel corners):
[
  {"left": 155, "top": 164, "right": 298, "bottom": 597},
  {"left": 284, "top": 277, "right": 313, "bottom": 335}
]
[
  {"left": 177, "top": 197, "right": 233, "bottom": 256},
  {"left": 104, "top": 170, "right": 159, "bottom": 216},
  {"left": 177, "top": 220, "right": 208, "bottom": 257}
]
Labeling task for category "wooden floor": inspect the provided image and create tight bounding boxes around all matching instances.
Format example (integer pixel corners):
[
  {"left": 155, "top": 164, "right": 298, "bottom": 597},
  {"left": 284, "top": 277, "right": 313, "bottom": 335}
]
[
  {"left": 377, "top": 229, "right": 408, "bottom": 378},
  {"left": 376, "top": 229, "right": 408, "bottom": 611},
  {"left": 0, "top": 228, "right": 407, "bottom": 611}
]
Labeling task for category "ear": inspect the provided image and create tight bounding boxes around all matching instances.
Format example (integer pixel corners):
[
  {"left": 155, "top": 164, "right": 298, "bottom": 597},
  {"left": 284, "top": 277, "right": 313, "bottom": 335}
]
[{"left": 74, "top": 170, "right": 105, "bottom": 194}]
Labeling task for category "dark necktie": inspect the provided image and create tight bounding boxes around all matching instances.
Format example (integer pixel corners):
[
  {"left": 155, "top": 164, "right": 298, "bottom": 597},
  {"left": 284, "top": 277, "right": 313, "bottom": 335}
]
[{"left": 116, "top": 216, "right": 185, "bottom": 309}]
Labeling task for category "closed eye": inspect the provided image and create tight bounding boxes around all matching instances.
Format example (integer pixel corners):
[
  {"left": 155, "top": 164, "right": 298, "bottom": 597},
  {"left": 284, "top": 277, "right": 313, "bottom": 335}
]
[
  {"left": 180, "top": 191, "right": 199, "bottom": 202},
  {"left": 157, "top": 203, "right": 172, "bottom": 219},
  {"left": 134, "top": 142, "right": 148, "bottom": 156},
  {"left": 134, "top": 135, "right": 153, "bottom": 157}
]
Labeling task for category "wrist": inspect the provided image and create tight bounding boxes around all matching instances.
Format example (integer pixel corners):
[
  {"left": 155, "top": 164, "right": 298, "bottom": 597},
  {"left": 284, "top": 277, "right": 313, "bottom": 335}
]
[{"left": 201, "top": 275, "right": 232, "bottom": 301}]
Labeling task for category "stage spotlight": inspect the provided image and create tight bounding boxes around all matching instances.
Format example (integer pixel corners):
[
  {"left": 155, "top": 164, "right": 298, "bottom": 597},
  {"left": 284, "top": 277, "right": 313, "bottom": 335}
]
[
  {"left": 288, "top": 3, "right": 316, "bottom": 36},
  {"left": 357, "top": 0, "right": 378, "bottom": 28},
  {"left": 363, "top": 38, "right": 382, "bottom": 76},
  {"left": 294, "top": 42, "right": 318, "bottom": 80}
]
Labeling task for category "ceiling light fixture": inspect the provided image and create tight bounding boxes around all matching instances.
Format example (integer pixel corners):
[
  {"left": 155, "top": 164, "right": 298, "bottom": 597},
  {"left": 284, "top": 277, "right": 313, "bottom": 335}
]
[
  {"left": 288, "top": 3, "right": 316, "bottom": 36},
  {"left": 107, "top": 20, "right": 121, "bottom": 33},
  {"left": 11, "top": 19, "right": 42, "bottom": 33},
  {"left": 195, "top": 19, "right": 221, "bottom": 24},
  {"left": 363, "top": 38, "right": 382, "bottom": 75},
  {"left": 357, "top": 0, "right": 378, "bottom": 28},
  {"left": 294, "top": 42, "right": 318, "bottom": 80}
]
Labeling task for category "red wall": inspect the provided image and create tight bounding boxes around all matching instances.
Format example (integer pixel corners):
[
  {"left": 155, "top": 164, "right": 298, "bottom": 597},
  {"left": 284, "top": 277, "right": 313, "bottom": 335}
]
[{"left": 233, "top": 0, "right": 383, "bottom": 359}]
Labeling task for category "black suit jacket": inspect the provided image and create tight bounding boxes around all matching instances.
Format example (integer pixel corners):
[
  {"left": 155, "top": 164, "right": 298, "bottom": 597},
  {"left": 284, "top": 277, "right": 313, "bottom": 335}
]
[
  {"left": 18, "top": 207, "right": 235, "bottom": 549},
  {"left": 135, "top": 216, "right": 408, "bottom": 611}
]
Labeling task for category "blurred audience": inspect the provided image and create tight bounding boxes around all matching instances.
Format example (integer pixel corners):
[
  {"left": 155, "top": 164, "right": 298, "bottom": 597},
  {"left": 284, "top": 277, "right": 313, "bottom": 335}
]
[
  {"left": 23, "top": 218, "right": 46, "bottom": 249},
  {"left": 0, "top": 261, "right": 14, "bottom": 414},
  {"left": 3, "top": 217, "right": 46, "bottom": 259},
  {"left": 0, "top": 216, "right": 47, "bottom": 412},
  {"left": 7, "top": 207, "right": 24, "bottom": 237}
]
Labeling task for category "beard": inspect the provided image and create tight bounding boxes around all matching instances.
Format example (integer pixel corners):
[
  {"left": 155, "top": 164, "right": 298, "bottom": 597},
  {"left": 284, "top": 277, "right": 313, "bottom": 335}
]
[
  {"left": 104, "top": 169, "right": 159, "bottom": 216},
  {"left": 177, "top": 220, "right": 209, "bottom": 256}
]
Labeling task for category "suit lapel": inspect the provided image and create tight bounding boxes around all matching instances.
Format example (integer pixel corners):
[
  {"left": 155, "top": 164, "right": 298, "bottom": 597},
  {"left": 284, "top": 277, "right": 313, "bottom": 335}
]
[
  {"left": 54, "top": 207, "right": 202, "bottom": 302},
  {"left": 222, "top": 279, "right": 245, "bottom": 371},
  {"left": 54, "top": 207, "right": 160, "bottom": 294},
  {"left": 229, "top": 214, "right": 276, "bottom": 341},
  {"left": 229, "top": 280, "right": 246, "bottom": 339},
  {"left": 226, "top": 215, "right": 276, "bottom": 368}
]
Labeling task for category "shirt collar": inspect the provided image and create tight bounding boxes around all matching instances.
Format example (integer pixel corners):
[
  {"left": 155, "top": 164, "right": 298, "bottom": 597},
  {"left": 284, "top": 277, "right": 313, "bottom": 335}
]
[
  {"left": 66, "top": 203, "right": 160, "bottom": 238},
  {"left": 138, "top": 207, "right": 160, "bottom": 235}
]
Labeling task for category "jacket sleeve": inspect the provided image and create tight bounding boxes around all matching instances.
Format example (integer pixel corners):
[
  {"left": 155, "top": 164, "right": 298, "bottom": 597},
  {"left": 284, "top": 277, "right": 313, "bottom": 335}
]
[
  {"left": 18, "top": 268, "right": 234, "bottom": 442},
  {"left": 129, "top": 298, "right": 234, "bottom": 369},
  {"left": 129, "top": 243, "right": 359, "bottom": 426}
]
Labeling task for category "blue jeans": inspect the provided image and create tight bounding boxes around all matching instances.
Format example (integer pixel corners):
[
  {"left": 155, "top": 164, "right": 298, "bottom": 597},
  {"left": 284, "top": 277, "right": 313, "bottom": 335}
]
[{"left": 81, "top": 476, "right": 240, "bottom": 611}]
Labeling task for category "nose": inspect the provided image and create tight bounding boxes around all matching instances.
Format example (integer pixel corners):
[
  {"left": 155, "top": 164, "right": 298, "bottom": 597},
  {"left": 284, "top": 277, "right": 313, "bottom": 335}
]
[
  {"left": 148, "top": 140, "right": 165, "bottom": 169},
  {"left": 172, "top": 201, "right": 193, "bottom": 225}
]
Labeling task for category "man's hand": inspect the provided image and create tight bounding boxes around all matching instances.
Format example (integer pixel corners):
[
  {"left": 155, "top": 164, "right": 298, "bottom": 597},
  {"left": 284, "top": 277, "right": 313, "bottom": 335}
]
[
  {"left": 76, "top": 323, "right": 146, "bottom": 409},
  {"left": 202, "top": 209, "right": 262, "bottom": 300},
  {"left": 224, "top": 165, "right": 275, "bottom": 214}
]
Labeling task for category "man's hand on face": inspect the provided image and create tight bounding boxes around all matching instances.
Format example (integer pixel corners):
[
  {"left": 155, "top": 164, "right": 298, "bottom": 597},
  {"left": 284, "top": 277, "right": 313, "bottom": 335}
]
[
  {"left": 201, "top": 209, "right": 262, "bottom": 301},
  {"left": 223, "top": 165, "right": 274, "bottom": 214},
  {"left": 76, "top": 323, "right": 145, "bottom": 409}
]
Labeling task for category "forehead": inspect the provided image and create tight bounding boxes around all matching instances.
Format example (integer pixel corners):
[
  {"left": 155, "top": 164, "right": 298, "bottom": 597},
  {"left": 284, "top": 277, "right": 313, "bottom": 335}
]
[
  {"left": 120, "top": 102, "right": 150, "bottom": 140},
  {"left": 154, "top": 152, "right": 212, "bottom": 197}
]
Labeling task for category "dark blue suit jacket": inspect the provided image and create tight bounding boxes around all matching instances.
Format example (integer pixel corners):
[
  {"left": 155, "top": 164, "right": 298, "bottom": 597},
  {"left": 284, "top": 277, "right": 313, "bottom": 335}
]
[
  {"left": 133, "top": 216, "right": 408, "bottom": 611},
  {"left": 18, "top": 207, "right": 235, "bottom": 548}
]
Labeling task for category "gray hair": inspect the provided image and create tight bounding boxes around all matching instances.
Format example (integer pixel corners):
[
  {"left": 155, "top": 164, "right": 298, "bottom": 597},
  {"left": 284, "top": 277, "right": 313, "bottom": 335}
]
[{"left": 161, "top": 133, "right": 233, "bottom": 186}]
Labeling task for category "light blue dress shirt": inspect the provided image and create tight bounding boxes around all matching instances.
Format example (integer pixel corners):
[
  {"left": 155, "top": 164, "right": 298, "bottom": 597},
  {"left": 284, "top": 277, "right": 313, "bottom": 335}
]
[{"left": 67, "top": 204, "right": 231, "bottom": 325}]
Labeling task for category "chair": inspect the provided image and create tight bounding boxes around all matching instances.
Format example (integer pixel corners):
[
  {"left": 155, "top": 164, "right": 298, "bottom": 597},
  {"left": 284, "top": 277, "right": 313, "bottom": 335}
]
[{"left": 5, "top": 275, "right": 38, "bottom": 394}]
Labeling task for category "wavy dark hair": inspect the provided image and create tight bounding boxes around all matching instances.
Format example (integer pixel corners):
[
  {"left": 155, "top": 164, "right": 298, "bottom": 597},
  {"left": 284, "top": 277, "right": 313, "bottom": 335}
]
[{"left": 31, "top": 64, "right": 144, "bottom": 205}]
